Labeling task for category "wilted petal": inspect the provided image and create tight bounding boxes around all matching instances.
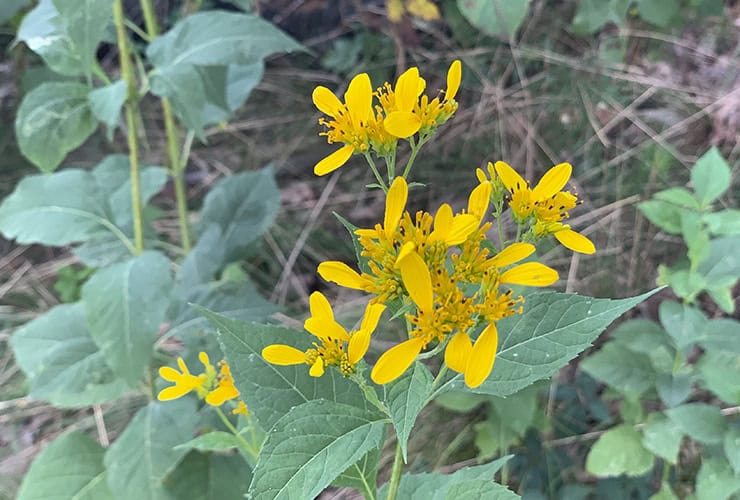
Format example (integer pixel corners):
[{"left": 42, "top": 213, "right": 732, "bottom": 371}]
[
  {"left": 262, "top": 344, "right": 307, "bottom": 365},
  {"left": 464, "top": 324, "right": 498, "bottom": 388},
  {"left": 555, "top": 228, "right": 596, "bottom": 254},
  {"left": 318, "top": 261, "right": 371, "bottom": 290},
  {"left": 371, "top": 337, "right": 425, "bottom": 384},
  {"left": 385, "top": 111, "right": 422, "bottom": 138},
  {"left": 312, "top": 86, "right": 343, "bottom": 116},
  {"left": 385, "top": 176, "right": 408, "bottom": 237},
  {"left": 445, "top": 60, "right": 462, "bottom": 101},
  {"left": 490, "top": 242, "right": 535, "bottom": 268},
  {"left": 398, "top": 251, "right": 433, "bottom": 313},
  {"left": 314, "top": 145, "right": 353, "bottom": 176},
  {"left": 532, "top": 163, "right": 572, "bottom": 200},
  {"left": 445, "top": 332, "right": 472, "bottom": 373},
  {"left": 500, "top": 262, "right": 558, "bottom": 287},
  {"left": 494, "top": 161, "right": 527, "bottom": 193}
]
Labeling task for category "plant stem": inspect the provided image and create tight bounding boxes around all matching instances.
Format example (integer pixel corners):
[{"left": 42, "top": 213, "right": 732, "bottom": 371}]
[
  {"left": 214, "top": 406, "right": 259, "bottom": 461},
  {"left": 113, "top": 0, "right": 144, "bottom": 254},
  {"left": 138, "top": 0, "right": 192, "bottom": 252},
  {"left": 364, "top": 153, "right": 389, "bottom": 192},
  {"left": 385, "top": 440, "right": 404, "bottom": 500},
  {"left": 401, "top": 135, "right": 428, "bottom": 179}
]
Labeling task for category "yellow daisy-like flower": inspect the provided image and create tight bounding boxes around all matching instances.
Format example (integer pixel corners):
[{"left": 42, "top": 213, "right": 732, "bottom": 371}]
[
  {"left": 262, "top": 291, "right": 386, "bottom": 377},
  {"left": 157, "top": 357, "right": 207, "bottom": 401}
]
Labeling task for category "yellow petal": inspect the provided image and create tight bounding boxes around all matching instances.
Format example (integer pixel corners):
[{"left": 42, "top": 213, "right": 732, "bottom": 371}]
[
  {"left": 159, "top": 366, "right": 181, "bottom": 382},
  {"left": 176, "top": 357, "right": 190, "bottom": 375},
  {"left": 360, "top": 303, "right": 386, "bottom": 333},
  {"left": 345, "top": 73, "right": 373, "bottom": 128},
  {"left": 475, "top": 168, "right": 488, "bottom": 184},
  {"left": 312, "top": 86, "right": 343, "bottom": 116},
  {"left": 395, "top": 67, "right": 421, "bottom": 112},
  {"left": 318, "top": 261, "right": 371, "bottom": 290},
  {"left": 355, "top": 228, "right": 380, "bottom": 238},
  {"left": 555, "top": 228, "right": 596, "bottom": 254},
  {"left": 261, "top": 344, "right": 307, "bottom": 365},
  {"left": 532, "top": 163, "right": 572, "bottom": 200},
  {"left": 371, "top": 337, "right": 425, "bottom": 384},
  {"left": 157, "top": 385, "right": 191, "bottom": 401},
  {"left": 445, "top": 59, "right": 462, "bottom": 101},
  {"left": 429, "top": 203, "right": 453, "bottom": 242},
  {"left": 205, "top": 382, "right": 239, "bottom": 406},
  {"left": 500, "top": 262, "right": 559, "bottom": 287},
  {"left": 445, "top": 332, "right": 472, "bottom": 373},
  {"left": 490, "top": 242, "right": 535, "bottom": 268},
  {"left": 398, "top": 251, "right": 433, "bottom": 313},
  {"left": 314, "top": 144, "right": 353, "bottom": 176},
  {"left": 384, "top": 111, "right": 422, "bottom": 138},
  {"left": 385, "top": 176, "right": 408, "bottom": 238},
  {"left": 309, "top": 356, "right": 325, "bottom": 377},
  {"left": 445, "top": 214, "right": 479, "bottom": 245},
  {"left": 198, "top": 351, "right": 211, "bottom": 368},
  {"left": 394, "top": 241, "right": 417, "bottom": 268},
  {"left": 467, "top": 181, "right": 491, "bottom": 220},
  {"left": 464, "top": 324, "right": 498, "bottom": 388},
  {"left": 309, "top": 291, "right": 334, "bottom": 321},
  {"left": 494, "top": 161, "right": 527, "bottom": 193},
  {"left": 304, "top": 317, "right": 350, "bottom": 342},
  {"left": 348, "top": 329, "right": 371, "bottom": 364}
]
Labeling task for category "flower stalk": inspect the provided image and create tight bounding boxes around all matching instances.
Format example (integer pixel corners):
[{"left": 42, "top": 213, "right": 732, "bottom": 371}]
[{"left": 386, "top": 440, "right": 404, "bottom": 500}]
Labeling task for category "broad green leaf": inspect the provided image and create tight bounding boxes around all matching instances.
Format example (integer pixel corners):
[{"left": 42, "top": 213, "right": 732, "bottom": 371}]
[
  {"left": 698, "top": 352, "right": 740, "bottom": 404},
  {"left": 681, "top": 211, "right": 710, "bottom": 270},
  {"left": 164, "top": 452, "right": 252, "bottom": 500},
  {"left": 105, "top": 400, "right": 197, "bottom": 500},
  {"left": 650, "top": 482, "right": 678, "bottom": 500},
  {"left": 636, "top": 0, "right": 679, "bottom": 27},
  {"left": 655, "top": 373, "right": 692, "bottom": 408},
  {"left": 199, "top": 62, "right": 264, "bottom": 126},
  {"left": 16, "top": 0, "right": 83, "bottom": 76},
  {"left": 149, "top": 65, "right": 207, "bottom": 137},
  {"left": 15, "top": 81, "right": 97, "bottom": 172},
  {"left": 474, "top": 414, "right": 518, "bottom": 461},
  {"left": 695, "top": 457, "right": 740, "bottom": 500},
  {"left": 17, "top": 431, "right": 112, "bottom": 500},
  {"left": 707, "top": 286, "right": 736, "bottom": 314},
  {"left": 177, "top": 225, "right": 227, "bottom": 289},
  {"left": 703, "top": 210, "right": 740, "bottom": 236},
  {"left": 653, "top": 188, "right": 701, "bottom": 209},
  {"left": 666, "top": 403, "right": 726, "bottom": 444},
  {"left": 456, "top": 0, "right": 530, "bottom": 40},
  {"left": 581, "top": 343, "right": 656, "bottom": 397},
  {"left": 697, "top": 237, "right": 740, "bottom": 286},
  {"left": 200, "top": 308, "right": 373, "bottom": 430},
  {"left": 248, "top": 400, "right": 386, "bottom": 500},
  {"left": 725, "top": 426, "right": 740, "bottom": 474},
  {"left": 638, "top": 200, "right": 683, "bottom": 234},
  {"left": 446, "top": 480, "right": 521, "bottom": 499},
  {"left": 333, "top": 449, "right": 380, "bottom": 499},
  {"left": 571, "top": 0, "right": 630, "bottom": 35},
  {"left": 697, "top": 319, "right": 740, "bottom": 355},
  {"left": 436, "top": 290, "right": 657, "bottom": 398},
  {"left": 82, "top": 251, "right": 173, "bottom": 384},
  {"left": 174, "top": 432, "right": 242, "bottom": 452},
  {"left": 586, "top": 425, "right": 654, "bottom": 477},
  {"left": 380, "top": 457, "right": 514, "bottom": 500},
  {"left": 611, "top": 319, "right": 674, "bottom": 373},
  {"left": 11, "top": 303, "right": 128, "bottom": 407},
  {"left": 88, "top": 80, "right": 127, "bottom": 137},
  {"left": 385, "top": 361, "right": 433, "bottom": 460},
  {"left": 691, "top": 147, "right": 731, "bottom": 207},
  {"left": 659, "top": 267, "right": 707, "bottom": 301},
  {"left": 658, "top": 300, "right": 706, "bottom": 350},
  {"left": 0, "top": 0, "right": 32, "bottom": 23},
  {"left": 198, "top": 167, "right": 280, "bottom": 263},
  {"left": 434, "top": 391, "right": 490, "bottom": 412},
  {"left": 489, "top": 384, "right": 541, "bottom": 436},
  {"left": 642, "top": 415, "right": 683, "bottom": 464},
  {"left": 52, "top": 0, "right": 112, "bottom": 79}
]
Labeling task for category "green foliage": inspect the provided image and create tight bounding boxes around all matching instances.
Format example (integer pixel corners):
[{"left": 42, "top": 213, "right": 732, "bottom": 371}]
[
  {"left": 164, "top": 453, "right": 252, "bottom": 500},
  {"left": 174, "top": 432, "right": 243, "bottom": 452},
  {"left": 586, "top": 425, "right": 654, "bottom": 477},
  {"left": 17, "top": 431, "right": 112, "bottom": 500},
  {"left": 641, "top": 416, "right": 683, "bottom": 464},
  {"left": 456, "top": 0, "right": 530, "bottom": 40},
  {"left": 384, "top": 361, "right": 433, "bottom": 460},
  {"left": 88, "top": 80, "right": 127, "bottom": 138}
]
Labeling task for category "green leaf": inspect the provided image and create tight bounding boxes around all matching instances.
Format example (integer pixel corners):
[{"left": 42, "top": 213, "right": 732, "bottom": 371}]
[
  {"left": 681, "top": 211, "right": 710, "bottom": 270},
  {"left": 381, "top": 457, "right": 514, "bottom": 499},
  {"left": 642, "top": 415, "right": 684, "bottom": 464},
  {"left": 52, "top": 0, "right": 112, "bottom": 79},
  {"left": 200, "top": 308, "right": 373, "bottom": 430},
  {"left": 703, "top": 210, "right": 740, "bottom": 236},
  {"left": 17, "top": 431, "right": 112, "bottom": 500},
  {"left": 666, "top": 403, "right": 726, "bottom": 444},
  {"left": 105, "top": 400, "right": 198, "bottom": 500},
  {"left": 636, "top": 0, "right": 679, "bottom": 27},
  {"left": 650, "top": 482, "right": 678, "bottom": 500},
  {"left": 474, "top": 413, "right": 518, "bottom": 461},
  {"left": 697, "top": 237, "right": 740, "bottom": 285},
  {"left": 697, "top": 319, "right": 740, "bottom": 355},
  {"left": 653, "top": 188, "right": 701, "bottom": 209},
  {"left": 658, "top": 300, "right": 706, "bottom": 350},
  {"left": 586, "top": 425, "right": 654, "bottom": 477},
  {"left": 11, "top": 303, "right": 128, "bottom": 407},
  {"left": 248, "top": 400, "right": 386, "bottom": 500},
  {"left": 581, "top": 343, "right": 656, "bottom": 397},
  {"left": 457, "top": 0, "right": 530, "bottom": 40},
  {"left": 385, "top": 361, "right": 433, "bottom": 460},
  {"left": 333, "top": 449, "right": 380, "bottom": 499},
  {"left": 610, "top": 319, "right": 674, "bottom": 373},
  {"left": 695, "top": 457, "right": 740, "bottom": 500},
  {"left": 197, "top": 167, "right": 280, "bottom": 264},
  {"left": 15, "top": 81, "right": 97, "bottom": 172},
  {"left": 706, "top": 286, "right": 736, "bottom": 314},
  {"left": 0, "top": 0, "right": 32, "bottom": 24},
  {"left": 489, "top": 383, "right": 541, "bottom": 436},
  {"left": 88, "top": 80, "right": 127, "bottom": 137},
  {"left": 17, "top": 0, "right": 83, "bottom": 76},
  {"left": 725, "top": 426, "right": 740, "bottom": 474},
  {"left": 638, "top": 200, "right": 683, "bottom": 234},
  {"left": 174, "top": 432, "right": 242, "bottom": 452},
  {"left": 446, "top": 480, "right": 521, "bottom": 499},
  {"left": 435, "top": 290, "right": 658, "bottom": 397},
  {"left": 82, "top": 251, "right": 173, "bottom": 384},
  {"left": 655, "top": 373, "right": 691, "bottom": 408},
  {"left": 199, "top": 62, "right": 264, "bottom": 126},
  {"left": 164, "top": 452, "right": 252, "bottom": 500},
  {"left": 691, "top": 147, "right": 732, "bottom": 207},
  {"left": 698, "top": 352, "right": 740, "bottom": 404},
  {"left": 434, "top": 391, "right": 490, "bottom": 412},
  {"left": 334, "top": 212, "right": 371, "bottom": 274},
  {"left": 571, "top": 0, "right": 630, "bottom": 35}
]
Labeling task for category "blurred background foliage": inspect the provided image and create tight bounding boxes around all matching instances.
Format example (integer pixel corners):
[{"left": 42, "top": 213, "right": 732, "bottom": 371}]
[{"left": 0, "top": 0, "right": 738, "bottom": 498}]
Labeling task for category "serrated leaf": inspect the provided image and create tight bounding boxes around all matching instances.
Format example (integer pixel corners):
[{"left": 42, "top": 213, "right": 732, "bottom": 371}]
[
  {"left": 52, "top": 0, "right": 112, "bottom": 79},
  {"left": 586, "top": 425, "right": 654, "bottom": 477},
  {"left": 82, "top": 251, "right": 173, "bottom": 384},
  {"left": 88, "top": 80, "right": 127, "bottom": 137},
  {"left": 105, "top": 399, "right": 198, "bottom": 500},
  {"left": 333, "top": 449, "right": 380, "bottom": 498},
  {"left": 248, "top": 400, "right": 386, "bottom": 500},
  {"left": 11, "top": 303, "right": 128, "bottom": 407},
  {"left": 164, "top": 452, "right": 252, "bottom": 500},
  {"left": 15, "top": 81, "right": 97, "bottom": 172},
  {"left": 698, "top": 352, "right": 740, "bottom": 404},
  {"left": 642, "top": 416, "right": 683, "bottom": 464},
  {"left": 457, "top": 0, "right": 530, "bottom": 40},
  {"left": 17, "top": 0, "right": 83, "bottom": 76},
  {"left": 581, "top": 343, "right": 656, "bottom": 397},
  {"left": 385, "top": 361, "right": 433, "bottom": 460},
  {"left": 658, "top": 300, "right": 706, "bottom": 350},
  {"left": 436, "top": 290, "right": 658, "bottom": 397},
  {"left": 666, "top": 403, "right": 726, "bottom": 444},
  {"left": 691, "top": 147, "right": 731, "bottom": 207},
  {"left": 17, "top": 431, "right": 112, "bottom": 500},
  {"left": 174, "top": 432, "right": 242, "bottom": 452},
  {"left": 200, "top": 308, "right": 373, "bottom": 430},
  {"left": 638, "top": 200, "right": 684, "bottom": 234},
  {"left": 703, "top": 210, "right": 740, "bottom": 236},
  {"left": 379, "top": 457, "right": 514, "bottom": 500},
  {"left": 695, "top": 457, "right": 740, "bottom": 500}
]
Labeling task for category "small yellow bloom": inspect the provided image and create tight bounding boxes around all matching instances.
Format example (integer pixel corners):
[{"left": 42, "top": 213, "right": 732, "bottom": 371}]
[
  {"left": 232, "top": 400, "right": 249, "bottom": 416},
  {"left": 205, "top": 361, "right": 240, "bottom": 406},
  {"left": 157, "top": 357, "right": 206, "bottom": 401}
]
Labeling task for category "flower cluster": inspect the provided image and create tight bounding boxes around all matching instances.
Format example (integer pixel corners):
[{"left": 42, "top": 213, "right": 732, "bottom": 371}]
[
  {"left": 312, "top": 60, "right": 461, "bottom": 175},
  {"left": 158, "top": 352, "right": 249, "bottom": 415}
]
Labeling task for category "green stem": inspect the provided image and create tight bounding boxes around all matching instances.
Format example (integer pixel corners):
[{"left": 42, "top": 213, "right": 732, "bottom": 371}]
[
  {"left": 386, "top": 149, "right": 397, "bottom": 180},
  {"left": 214, "top": 407, "right": 259, "bottom": 460},
  {"left": 114, "top": 0, "right": 144, "bottom": 254},
  {"left": 385, "top": 440, "right": 404, "bottom": 500},
  {"left": 364, "top": 153, "right": 388, "bottom": 192},
  {"left": 401, "top": 135, "right": 428, "bottom": 180},
  {"left": 138, "top": 0, "right": 160, "bottom": 36}
]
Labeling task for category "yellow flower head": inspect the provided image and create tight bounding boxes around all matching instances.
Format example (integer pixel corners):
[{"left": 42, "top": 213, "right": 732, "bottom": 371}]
[
  {"left": 205, "top": 361, "right": 240, "bottom": 406},
  {"left": 157, "top": 357, "right": 207, "bottom": 401},
  {"left": 262, "top": 292, "right": 386, "bottom": 377},
  {"left": 387, "top": 0, "right": 441, "bottom": 22}
]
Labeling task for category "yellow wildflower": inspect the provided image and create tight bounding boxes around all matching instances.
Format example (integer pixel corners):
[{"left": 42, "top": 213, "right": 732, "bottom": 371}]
[
  {"left": 205, "top": 361, "right": 240, "bottom": 406},
  {"left": 157, "top": 356, "right": 207, "bottom": 401},
  {"left": 387, "top": 0, "right": 440, "bottom": 22}
]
